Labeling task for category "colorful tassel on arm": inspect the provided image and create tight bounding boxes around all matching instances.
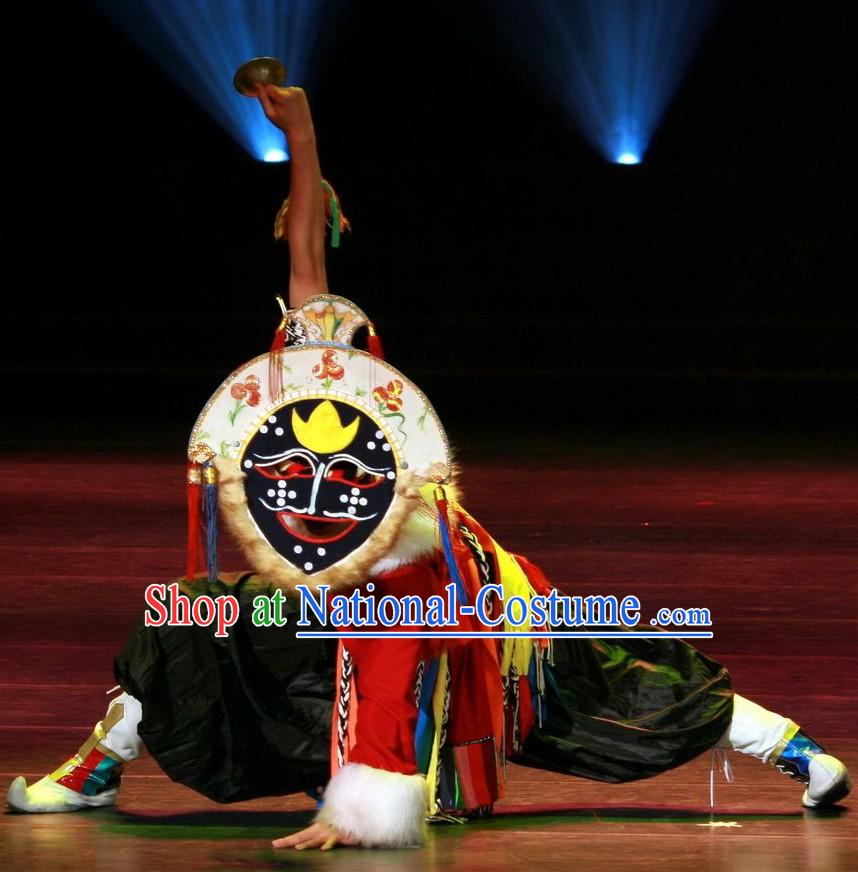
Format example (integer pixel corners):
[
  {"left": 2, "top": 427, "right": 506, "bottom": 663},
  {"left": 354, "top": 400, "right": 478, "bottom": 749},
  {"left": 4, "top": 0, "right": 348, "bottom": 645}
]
[
  {"left": 321, "top": 179, "right": 350, "bottom": 249},
  {"left": 274, "top": 180, "right": 350, "bottom": 249}
]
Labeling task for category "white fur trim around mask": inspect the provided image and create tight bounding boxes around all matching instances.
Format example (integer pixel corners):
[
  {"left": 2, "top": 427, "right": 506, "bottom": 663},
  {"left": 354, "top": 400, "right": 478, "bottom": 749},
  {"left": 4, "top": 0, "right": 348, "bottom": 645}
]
[
  {"left": 368, "top": 502, "right": 437, "bottom": 575},
  {"left": 369, "top": 478, "right": 461, "bottom": 575},
  {"left": 316, "top": 763, "right": 428, "bottom": 848}
]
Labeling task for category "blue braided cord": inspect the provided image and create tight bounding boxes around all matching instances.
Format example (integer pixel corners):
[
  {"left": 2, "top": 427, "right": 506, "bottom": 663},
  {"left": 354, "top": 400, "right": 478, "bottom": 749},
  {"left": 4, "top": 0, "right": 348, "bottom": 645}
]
[
  {"left": 204, "top": 464, "right": 219, "bottom": 582},
  {"left": 438, "top": 516, "right": 468, "bottom": 605}
]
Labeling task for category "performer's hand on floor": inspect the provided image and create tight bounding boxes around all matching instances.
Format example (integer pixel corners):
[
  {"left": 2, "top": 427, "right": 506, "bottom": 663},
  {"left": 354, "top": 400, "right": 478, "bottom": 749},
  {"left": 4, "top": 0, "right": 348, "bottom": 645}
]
[
  {"left": 256, "top": 84, "right": 313, "bottom": 139},
  {"left": 272, "top": 822, "right": 360, "bottom": 851}
]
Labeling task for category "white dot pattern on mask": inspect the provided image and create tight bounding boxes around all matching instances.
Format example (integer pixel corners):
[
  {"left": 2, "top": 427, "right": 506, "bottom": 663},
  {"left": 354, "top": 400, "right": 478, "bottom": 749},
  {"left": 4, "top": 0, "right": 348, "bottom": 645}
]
[
  {"left": 304, "top": 562, "right": 314, "bottom": 572},
  {"left": 348, "top": 507, "right": 356, "bottom": 515},
  {"left": 276, "top": 498, "right": 285, "bottom": 507},
  {"left": 268, "top": 416, "right": 277, "bottom": 424},
  {"left": 350, "top": 488, "right": 360, "bottom": 496},
  {"left": 287, "top": 490, "right": 297, "bottom": 499},
  {"left": 275, "top": 427, "right": 284, "bottom": 436},
  {"left": 382, "top": 444, "right": 391, "bottom": 452},
  {"left": 375, "top": 430, "right": 383, "bottom": 439},
  {"left": 293, "top": 545, "right": 303, "bottom": 554},
  {"left": 317, "top": 547, "right": 326, "bottom": 556},
  {"left": 359, "top": 497, "right": 368, "bottom": 506},
  {"left": 260, "top": 425, "right": 268, "bottom": 434},
  {"left": 339, "top": 494, "right": 348, "bottom": 503},
  {"left": 367, "top": 441, "right": 376, "bottom": 450},
  {"left": 267, "top": 489, "right": 276, "bottom": 498},
  {"left": 243, "top": 460, "right": 253, "bottom": 469},
  {"left": 386, "top": 471, "right": 396, "bottom": 480}
]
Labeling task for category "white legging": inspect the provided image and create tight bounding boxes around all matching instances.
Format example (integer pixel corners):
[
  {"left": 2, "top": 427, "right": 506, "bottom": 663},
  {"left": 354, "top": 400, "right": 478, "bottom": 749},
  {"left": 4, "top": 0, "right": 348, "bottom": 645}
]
[
  {"left": 101, "top": 691, "right": 790, "bottom": 767},
  {"left": 100, "top": 692, "right": 144, "bottom": 762},
  {"left": 717, "top": 694, "right": 793, "bottom": 763}
]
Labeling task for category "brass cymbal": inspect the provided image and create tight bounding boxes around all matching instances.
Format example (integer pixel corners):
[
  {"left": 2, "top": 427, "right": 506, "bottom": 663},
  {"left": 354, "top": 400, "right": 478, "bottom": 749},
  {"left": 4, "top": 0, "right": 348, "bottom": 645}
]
[{"left": 233, "top": 57, "right": 287, "bottom": 97}]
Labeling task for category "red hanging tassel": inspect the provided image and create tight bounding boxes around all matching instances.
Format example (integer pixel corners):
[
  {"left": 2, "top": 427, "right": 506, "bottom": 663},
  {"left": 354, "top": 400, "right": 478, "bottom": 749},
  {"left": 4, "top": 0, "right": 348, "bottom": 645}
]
[
  {"left": 269, "top": 320, "right": 287, "bottom": 403},
  {"left": 186, "top": 463, "right": 205, "bottom": 582},
  {"left": 367, "top": 322, "right": 384, "bottom": 360}
]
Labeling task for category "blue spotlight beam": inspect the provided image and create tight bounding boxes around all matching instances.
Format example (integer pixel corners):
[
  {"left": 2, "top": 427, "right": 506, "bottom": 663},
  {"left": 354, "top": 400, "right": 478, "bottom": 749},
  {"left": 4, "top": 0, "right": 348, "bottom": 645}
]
[
  {"left": 94, "top": 0, "right": 331, "bottom": 161},
  {"left": 497, "top": 0, "right": 718, "bottom": 164}
]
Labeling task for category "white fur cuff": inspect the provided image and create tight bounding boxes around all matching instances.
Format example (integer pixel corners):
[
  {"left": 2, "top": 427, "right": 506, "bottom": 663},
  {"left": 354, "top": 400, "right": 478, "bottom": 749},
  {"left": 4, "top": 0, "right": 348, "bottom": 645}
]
[{"left": 316, "top": 763, "right": 428, "bottom": 848}]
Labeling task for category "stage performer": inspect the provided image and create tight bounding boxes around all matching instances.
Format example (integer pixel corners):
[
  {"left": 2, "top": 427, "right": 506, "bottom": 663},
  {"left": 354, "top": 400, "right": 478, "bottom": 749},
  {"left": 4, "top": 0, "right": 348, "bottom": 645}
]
[{"left": 7, "top": 86, "right": 851, "bottom": 851}]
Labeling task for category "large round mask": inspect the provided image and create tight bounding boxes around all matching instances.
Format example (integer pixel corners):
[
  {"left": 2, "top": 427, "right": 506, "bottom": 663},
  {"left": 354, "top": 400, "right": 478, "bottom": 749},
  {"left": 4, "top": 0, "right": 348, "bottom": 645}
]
[
  {"left": 241, "top": 398, "right": 398, "bottom": 574},
  {"left": 188, "top": 295, "right": 450, "bottom": 590}
]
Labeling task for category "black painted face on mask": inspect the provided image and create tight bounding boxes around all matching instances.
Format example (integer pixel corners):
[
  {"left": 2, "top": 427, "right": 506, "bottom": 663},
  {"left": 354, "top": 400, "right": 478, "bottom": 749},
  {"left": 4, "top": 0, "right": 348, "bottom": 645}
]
[{"left": 240, "top": 399, "right": 397, "bottom": 574}]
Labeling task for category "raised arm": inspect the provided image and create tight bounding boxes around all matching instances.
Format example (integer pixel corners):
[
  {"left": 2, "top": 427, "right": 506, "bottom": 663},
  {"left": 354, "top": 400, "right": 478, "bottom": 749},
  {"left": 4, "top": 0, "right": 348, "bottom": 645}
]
[{"left": 256, "top": 85, "right": 328, "bottom": 308}]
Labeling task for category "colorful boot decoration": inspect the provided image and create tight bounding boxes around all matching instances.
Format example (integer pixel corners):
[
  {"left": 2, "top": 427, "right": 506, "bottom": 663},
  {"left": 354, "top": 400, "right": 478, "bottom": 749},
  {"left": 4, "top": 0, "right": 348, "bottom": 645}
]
[
  {"left": 771, "top": 724, "right": 852, "bottom": 808},
  {"left": 6, "top": 692, "right": 142, "bottom": 813},
  {"left": 719, "top": 695, "right": 851, "bottom": 809}
]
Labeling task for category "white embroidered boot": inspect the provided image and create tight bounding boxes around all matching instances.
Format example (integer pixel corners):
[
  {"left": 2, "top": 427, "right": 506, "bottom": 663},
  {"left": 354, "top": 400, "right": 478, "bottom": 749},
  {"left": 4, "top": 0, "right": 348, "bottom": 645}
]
[
  {"left": 719, "top": 694, "right": 851, "bottom": 808},
  {"left": 6, "top": 691, "right": 143, "bottom": 813}
]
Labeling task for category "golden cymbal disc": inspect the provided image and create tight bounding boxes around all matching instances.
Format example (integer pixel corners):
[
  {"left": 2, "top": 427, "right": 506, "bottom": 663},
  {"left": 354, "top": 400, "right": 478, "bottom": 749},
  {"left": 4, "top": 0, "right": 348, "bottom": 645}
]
[{"left": 233, "top": 57, "right": 287, "bottom": 97}]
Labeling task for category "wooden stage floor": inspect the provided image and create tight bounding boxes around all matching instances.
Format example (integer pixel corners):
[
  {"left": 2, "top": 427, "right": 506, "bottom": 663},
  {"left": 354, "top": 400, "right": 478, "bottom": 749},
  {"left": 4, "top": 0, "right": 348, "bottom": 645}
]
[{"left": 1, "top": 445, "right": 855, "bottom": 870}]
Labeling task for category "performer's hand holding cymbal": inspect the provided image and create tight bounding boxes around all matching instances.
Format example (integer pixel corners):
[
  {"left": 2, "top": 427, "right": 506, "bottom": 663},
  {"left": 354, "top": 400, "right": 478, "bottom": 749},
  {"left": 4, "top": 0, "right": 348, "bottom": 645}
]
[{"left": 255, "top": 84, "right": 315, "bottom": 143}]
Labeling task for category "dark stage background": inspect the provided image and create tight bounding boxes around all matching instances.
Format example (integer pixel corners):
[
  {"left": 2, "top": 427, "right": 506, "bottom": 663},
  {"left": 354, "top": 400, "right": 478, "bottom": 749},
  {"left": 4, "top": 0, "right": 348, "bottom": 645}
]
[
  {"left": 2, "top": 1, "right": 855, "bottom": 448},
  {"left": 2, "top": 11, "right": 857, "bottom": 865}
]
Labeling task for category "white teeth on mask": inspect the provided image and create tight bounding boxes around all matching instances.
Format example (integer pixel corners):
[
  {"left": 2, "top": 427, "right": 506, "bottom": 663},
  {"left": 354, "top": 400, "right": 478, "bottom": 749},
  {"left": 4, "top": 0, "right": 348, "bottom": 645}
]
[
  {"left": 260, "top": 495, "right": 379, "bottom": 524},
  {"left": 259, "top": 498, "right": 308, "bottom": 514},
  {"left": 322, "top": 510, "right": 378, "bottom": 522}
]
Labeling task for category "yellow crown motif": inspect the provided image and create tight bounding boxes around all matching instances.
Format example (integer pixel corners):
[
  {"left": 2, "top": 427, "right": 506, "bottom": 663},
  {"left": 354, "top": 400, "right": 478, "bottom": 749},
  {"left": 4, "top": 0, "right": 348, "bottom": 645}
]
[
  {"left": 291, "top": 400, "right": 359, "bottom": 454},
  {"left": 304, "top": 303, "right": 357, "bottom": 341}
]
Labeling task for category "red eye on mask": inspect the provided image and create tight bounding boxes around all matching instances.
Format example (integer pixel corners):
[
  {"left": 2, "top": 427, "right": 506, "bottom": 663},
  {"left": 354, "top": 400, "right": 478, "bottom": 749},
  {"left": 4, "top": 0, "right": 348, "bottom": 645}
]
[
  {"left": 256, "top": 458, "right": 316, "bottom": 479},
  {"left": 325, "top": 460, "right": 383, "bottom": 488}
]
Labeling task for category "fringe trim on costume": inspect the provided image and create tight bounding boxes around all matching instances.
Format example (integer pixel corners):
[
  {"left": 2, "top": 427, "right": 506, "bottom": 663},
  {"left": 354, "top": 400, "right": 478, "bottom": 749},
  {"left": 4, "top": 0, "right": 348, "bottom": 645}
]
[
  {"left": 316, "top": 763, "right": 427, "bottom": 848},
  {"left": 214, "top": 457, "right": 445, "bottom": 592}
]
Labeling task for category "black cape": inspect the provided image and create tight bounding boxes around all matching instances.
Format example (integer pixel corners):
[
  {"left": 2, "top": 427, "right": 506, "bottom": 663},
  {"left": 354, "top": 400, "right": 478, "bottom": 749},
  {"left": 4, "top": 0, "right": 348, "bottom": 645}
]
[{"left": 115, "top": 575, "right": 732, "bottom": 802}]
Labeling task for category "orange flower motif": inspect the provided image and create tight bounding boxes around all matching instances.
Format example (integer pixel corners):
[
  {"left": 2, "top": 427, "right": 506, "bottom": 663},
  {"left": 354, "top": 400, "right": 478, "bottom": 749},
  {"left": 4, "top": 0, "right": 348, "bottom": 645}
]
[
  {"left": 230, "top": 374, "right": 261, "bottom": 407},
  {"left": 372, "top": 379, "right": 404, "bottom": 412},
  {"left": 313, "top": 349, "right": 345, "bottom": 380}
]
